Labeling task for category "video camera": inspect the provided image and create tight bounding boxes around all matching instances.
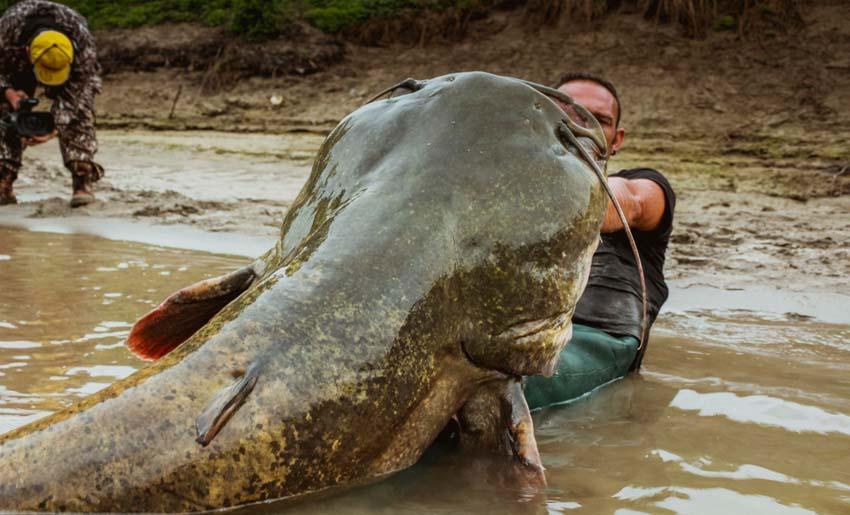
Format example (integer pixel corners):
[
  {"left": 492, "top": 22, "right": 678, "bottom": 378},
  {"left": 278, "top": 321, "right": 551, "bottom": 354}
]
[{"left": 1, "top": 98, "right": 55, "bottom": 138}]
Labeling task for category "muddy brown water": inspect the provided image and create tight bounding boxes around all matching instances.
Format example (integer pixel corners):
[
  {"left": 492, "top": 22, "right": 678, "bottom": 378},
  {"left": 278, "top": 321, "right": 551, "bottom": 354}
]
[
  {"left": 0, "top": 227, "right": 244, "bottom": 433},
  {"left": 1, "top": 226, "right": 848, "bottom": 513}
]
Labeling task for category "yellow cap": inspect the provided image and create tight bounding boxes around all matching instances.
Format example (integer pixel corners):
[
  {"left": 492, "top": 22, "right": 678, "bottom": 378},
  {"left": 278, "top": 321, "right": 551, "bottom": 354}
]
[{"left": 29, "top": 30, "right": 74, "bottom": 86}]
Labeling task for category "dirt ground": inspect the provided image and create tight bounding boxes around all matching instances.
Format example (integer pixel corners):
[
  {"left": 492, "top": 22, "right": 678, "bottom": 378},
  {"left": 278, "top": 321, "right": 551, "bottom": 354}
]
[{"left": 1, "top": 1, "right": 848, "bottom": 295}]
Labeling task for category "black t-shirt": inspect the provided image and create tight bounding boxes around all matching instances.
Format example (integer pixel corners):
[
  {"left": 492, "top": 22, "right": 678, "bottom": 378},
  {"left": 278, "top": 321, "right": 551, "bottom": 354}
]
[{"left": 572, "top": 168, "right": 676, "bottom": 340}]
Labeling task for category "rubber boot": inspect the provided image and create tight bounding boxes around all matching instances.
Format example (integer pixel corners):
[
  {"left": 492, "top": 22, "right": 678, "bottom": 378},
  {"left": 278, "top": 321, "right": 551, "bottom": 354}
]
[
  {"left": 69, "top": 161, "right": 96, "bottom": 207},
  {"left": 0, "top": 165, "right": 18, "bottom": 205}
]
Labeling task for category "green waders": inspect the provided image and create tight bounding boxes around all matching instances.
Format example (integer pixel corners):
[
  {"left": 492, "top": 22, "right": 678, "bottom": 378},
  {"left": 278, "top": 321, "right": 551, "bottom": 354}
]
[{"left": 524, "top": 324, "right": 639, "bottom": 410}]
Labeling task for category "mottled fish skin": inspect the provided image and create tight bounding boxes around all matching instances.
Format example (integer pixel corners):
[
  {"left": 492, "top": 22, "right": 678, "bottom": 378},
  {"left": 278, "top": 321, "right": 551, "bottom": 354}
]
[{"left": 0, "top": 72, "right": 608, "bottom": 512}]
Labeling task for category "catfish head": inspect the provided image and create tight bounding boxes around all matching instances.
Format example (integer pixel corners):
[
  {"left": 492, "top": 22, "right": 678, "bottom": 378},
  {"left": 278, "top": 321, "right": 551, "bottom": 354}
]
[
  {"left": 128, "top": 73, "right": 611, "bottom": 468},
  {"left": 360, "top": 72, "right": 613, "bottom": 476},
  {"left": 131, "top": 72, "right": 611, "bottom": 374},
  {"left": 368, "top": 72, "right": 611, "bottom": 379}
]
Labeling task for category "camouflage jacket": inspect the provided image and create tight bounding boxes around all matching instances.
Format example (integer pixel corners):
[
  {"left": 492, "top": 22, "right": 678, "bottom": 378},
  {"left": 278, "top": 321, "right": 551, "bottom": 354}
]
[{"left": 0, "top": 0, "right": 101, "bottom": 122}]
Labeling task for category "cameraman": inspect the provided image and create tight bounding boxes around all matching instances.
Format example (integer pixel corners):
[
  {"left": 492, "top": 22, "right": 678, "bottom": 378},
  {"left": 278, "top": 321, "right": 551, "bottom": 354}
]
[{"left": 0, "top": 0, "right": 103, "bottom": 207}]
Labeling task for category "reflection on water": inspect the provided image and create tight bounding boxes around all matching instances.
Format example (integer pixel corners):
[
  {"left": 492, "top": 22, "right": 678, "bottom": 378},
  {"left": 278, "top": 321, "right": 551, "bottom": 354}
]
[
  {"left": 1, "top": 227, "right": 849, "bottom": 513},
  {"left": 0, "top": 226, "right": 245, "bottom": 434},
  {"left": 670, "top": 389, "right": 850, "bottom": 436},
  {"left": 614, "top": 486, "right": 816, "bottom": 514}
]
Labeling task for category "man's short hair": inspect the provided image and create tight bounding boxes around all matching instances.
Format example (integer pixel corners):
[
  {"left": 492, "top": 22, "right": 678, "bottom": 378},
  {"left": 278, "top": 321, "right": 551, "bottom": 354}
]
[{"left": 554, "top": 72, "right": 622, "bottom": 128}]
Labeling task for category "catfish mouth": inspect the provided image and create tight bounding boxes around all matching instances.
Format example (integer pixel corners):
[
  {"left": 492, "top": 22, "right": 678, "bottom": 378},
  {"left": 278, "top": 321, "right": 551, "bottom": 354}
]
[
  {"left": 474, "top": 311, "right": 574, "bottom": 377},
  {"left": 496, "top": 312, "right": 571, "bottom": 344}
]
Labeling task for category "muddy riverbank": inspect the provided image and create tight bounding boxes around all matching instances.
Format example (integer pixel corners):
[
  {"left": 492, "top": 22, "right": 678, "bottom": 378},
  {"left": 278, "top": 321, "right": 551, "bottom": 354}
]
[
  {"left": 94, "top": 2, "right": 850, "bottom": 138},
  {"left": 22, "top": 0, "right": 848, "bottom": 291},
  {"left": 1, "top": 129, "right": 847, "bottom": 297},
  {"left": 3, "top": 0, "right": 846, "bottom": 293}
]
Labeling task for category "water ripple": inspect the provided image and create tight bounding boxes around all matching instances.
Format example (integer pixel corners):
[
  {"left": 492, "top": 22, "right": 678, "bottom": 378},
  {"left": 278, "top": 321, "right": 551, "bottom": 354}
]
[
  {"left": 65, "top": 366, "right": 137, "bottom": 380},
  {"left": 614, "top": 486, "right": 815, "bottom": 514},
  {"left": 670, "top": 389, "right": 850, "bottom": 436},
  {"left": 0, "top": 340, "right": 41, "bottom": 349}
]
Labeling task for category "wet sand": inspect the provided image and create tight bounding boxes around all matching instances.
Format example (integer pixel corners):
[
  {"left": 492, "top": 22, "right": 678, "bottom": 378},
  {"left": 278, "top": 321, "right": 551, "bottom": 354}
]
[{"left": 1, "top": 129, "right": 847, "bottom": 297}]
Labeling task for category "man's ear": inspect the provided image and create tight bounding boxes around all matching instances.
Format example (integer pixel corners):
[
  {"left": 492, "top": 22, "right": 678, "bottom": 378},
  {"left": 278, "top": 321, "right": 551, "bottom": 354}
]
[{"left": 610, "top": 127, "right": 625, "bottom": 155}]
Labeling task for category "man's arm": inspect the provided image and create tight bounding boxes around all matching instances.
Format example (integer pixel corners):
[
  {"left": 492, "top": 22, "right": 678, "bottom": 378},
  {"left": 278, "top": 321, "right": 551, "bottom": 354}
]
[{"left": 600, "top": 177, "right": 667, "bottom": 233}]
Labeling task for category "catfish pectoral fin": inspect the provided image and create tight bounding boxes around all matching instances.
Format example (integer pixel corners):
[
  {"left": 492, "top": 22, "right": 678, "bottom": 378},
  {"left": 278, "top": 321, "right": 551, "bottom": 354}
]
[
  {"left": 504, "top": 381, "right": 546, "bottom": 484},
  {"left": 457, "top": 379, "right": 546, "bottom": 486},
  {"left": 127, "top": 265, "right": 256, "bottom": 360},
  {"left": 196, "top": 365, "right": 260, "bottom": 446}
]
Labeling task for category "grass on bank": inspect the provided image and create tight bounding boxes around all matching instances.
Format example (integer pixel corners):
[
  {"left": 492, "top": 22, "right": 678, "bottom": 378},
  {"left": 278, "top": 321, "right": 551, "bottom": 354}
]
[{"left": 0, "top": 0, "right": 804, "bottom": 41}]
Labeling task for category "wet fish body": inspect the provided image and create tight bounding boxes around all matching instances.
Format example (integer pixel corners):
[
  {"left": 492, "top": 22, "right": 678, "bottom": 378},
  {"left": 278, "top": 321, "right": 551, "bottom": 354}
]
[{"left": 0, "top": 72, "right": 608, "bottom": 512}]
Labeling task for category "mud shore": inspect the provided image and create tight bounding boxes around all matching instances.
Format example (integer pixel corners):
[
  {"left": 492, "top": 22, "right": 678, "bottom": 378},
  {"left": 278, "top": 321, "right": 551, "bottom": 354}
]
[
  {"left": 0, "top": 128, "right": 847, "bottom": 298},
  {"left": 0, "top": 1, "right": 848, "bottom": 295}
]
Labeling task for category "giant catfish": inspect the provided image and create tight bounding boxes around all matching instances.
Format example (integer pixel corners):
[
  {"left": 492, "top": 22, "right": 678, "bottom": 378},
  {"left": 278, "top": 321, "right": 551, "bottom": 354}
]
[{"left": 0, "top": 71, "right": 626, "bottom": 512}]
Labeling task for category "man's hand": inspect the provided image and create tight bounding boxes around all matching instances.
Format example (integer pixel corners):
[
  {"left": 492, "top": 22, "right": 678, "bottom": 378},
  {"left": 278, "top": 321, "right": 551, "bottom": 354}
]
[
  {"left": 4, "top": 88, "right": 28, "bottom": 111},
  {"left": 21, "top": 129, "right": 57, "bottom": 148}
]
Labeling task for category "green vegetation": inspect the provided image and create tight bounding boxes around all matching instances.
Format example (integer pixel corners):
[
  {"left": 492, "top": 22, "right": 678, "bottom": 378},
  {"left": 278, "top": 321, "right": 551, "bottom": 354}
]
[
  {"left": 304, "top": 0, "right": 480, "bottom": 33},
  {"left": 0, "top": 0, "right": 485, "bottom": 40},
  {"left": 0, "top": 1, "right": 235, "bottom": 29},
  {"left": 0, "top": 0, "right": 803, "bottom": 41},
  {"left": 526, "top": 0, "right": 803, "bottom": 38}
]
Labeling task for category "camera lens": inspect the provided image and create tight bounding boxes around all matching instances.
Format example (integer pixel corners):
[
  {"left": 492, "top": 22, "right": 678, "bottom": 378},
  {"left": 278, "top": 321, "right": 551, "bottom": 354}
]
[{"left": 17, "top": 113, "right": 54, "bottom": 137}]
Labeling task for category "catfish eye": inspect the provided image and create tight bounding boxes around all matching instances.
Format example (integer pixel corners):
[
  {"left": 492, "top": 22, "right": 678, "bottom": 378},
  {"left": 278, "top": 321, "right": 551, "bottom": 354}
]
[
  {"left": 365, "top": 78, "right": 426, "bottom": 104},
  {"left": 387, "top": 86, "right": 416, "bottom": 99}
]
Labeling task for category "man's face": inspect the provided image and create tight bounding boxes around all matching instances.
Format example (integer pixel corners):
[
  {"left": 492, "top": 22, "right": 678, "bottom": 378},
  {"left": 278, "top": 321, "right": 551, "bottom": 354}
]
[{"left": 557, "top": 80, "right": 625, "bottom": 155}]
